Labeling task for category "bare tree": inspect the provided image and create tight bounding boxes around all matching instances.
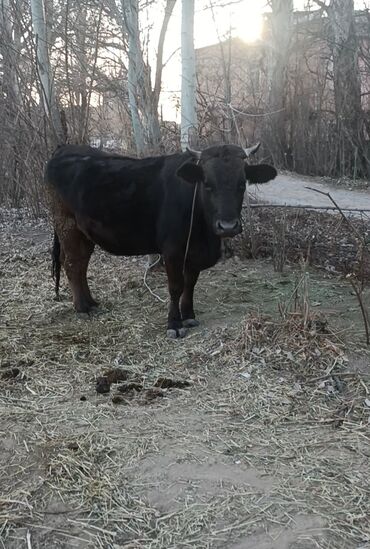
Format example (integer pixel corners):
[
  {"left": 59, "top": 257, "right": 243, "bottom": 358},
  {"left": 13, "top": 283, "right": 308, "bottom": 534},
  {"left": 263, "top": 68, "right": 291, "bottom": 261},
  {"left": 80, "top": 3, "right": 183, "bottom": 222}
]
[
  {"left": 3, "top": 0, "right": 370, "bottom": 216},
  {"left": 121, "top": 0, "right": 146, "bottom": 155},
  {"left": 1, "top": 0, "right": 20, "bottom": 105},
  {"left": 264, "top": 0, "right": 293, "bottom": 165},
  {"left": 30, "top": 0, "right": 64, "bottom": 144},
  {"left": 121, "top": 0, "right": 177, "bottom": 155},
  {"left": 181, "top": 0, "right": 197, "bottom": 150},
  {"left": 315, "top": 0, "right": 367, "bottom": 177}
]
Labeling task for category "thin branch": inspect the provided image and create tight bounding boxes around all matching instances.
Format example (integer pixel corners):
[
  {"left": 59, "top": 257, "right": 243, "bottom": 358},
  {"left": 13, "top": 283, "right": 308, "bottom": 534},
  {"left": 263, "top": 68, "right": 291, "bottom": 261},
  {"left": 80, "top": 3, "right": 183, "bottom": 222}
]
[
  {"left": 306, "top": 186, "right": 370, "bottom": 346},
  {"left": 312, "top": 0, "right": 329, "bottom": 11},
  {"left": 349, "top": 277, "right": 370, "bottom": 345},
  {"left": 153, "top": 0, "right": 177, "bottom": 105},
  {"left": 305, "top": 186, "right": 369, "bottom": 244}
]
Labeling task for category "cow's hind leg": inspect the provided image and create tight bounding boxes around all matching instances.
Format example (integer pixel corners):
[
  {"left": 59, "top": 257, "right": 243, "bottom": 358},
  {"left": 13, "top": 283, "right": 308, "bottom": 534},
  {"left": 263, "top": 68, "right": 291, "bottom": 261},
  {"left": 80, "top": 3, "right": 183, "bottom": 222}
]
[
  {"left": 181, "top": 268, "right": 200, "bottom": 328},
  {"left": 165, "top": 257, "right": 186, "bottom": 338},
  {"left": 58, "top": 219, "right": 96, "bottom": 313}
]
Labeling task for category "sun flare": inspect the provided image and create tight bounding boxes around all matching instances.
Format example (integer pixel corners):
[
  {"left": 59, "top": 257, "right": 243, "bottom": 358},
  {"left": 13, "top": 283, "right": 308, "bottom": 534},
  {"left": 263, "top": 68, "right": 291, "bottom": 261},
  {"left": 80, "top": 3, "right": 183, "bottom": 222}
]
[{"left": 233, "top": 5, "right": 263, "bottom": 43}]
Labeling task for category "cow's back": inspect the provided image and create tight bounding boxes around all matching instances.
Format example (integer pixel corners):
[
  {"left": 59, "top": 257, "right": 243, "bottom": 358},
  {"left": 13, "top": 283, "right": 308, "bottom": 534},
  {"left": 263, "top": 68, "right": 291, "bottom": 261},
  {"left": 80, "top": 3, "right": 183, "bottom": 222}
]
[{"left": 45, "top": 146, "right": 194, "bottom": 256}]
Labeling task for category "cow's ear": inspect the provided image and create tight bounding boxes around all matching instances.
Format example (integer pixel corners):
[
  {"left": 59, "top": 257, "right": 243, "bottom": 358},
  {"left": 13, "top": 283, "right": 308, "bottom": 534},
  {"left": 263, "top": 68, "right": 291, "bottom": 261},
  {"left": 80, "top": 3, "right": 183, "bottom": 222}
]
[
  {"left": 177, "top": 161, "right": 204, "bottom": 184},
  {"left": 244, "top": 164, "right": 277, "bottom": 184}
]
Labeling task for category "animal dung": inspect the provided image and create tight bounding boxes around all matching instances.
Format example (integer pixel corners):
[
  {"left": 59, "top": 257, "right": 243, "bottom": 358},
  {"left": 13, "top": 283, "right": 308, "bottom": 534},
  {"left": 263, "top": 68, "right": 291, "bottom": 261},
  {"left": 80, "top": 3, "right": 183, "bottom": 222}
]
[
  {"left": 96, "top": 376, "right": 111, "bottom": 394},
  {"left": 117, "top": 382, "right": 143, "bottom": 393},
  {"left": 102, "top": 367, "right": 130, "bottom": 384},
  {"left": 1, "top": 367, "right": 20, "bottom": 380},
  {"left": 154, "top": 377, "right": 191, "bottom": 389}
]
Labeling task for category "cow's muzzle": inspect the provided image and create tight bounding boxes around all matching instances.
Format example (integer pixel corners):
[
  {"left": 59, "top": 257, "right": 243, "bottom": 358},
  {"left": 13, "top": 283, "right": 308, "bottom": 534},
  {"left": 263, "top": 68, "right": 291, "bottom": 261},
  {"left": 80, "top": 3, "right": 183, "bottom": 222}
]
[{"left": 214, "top": 219, "right": 242, "bottom": 237}]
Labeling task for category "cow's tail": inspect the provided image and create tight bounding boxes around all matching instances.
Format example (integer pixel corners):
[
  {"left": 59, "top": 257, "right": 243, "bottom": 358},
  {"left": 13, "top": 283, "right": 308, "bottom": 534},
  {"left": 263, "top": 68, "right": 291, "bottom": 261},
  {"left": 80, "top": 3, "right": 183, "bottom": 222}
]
[{"left": 51, "top": 231, "right": 61, "bottom": 297}]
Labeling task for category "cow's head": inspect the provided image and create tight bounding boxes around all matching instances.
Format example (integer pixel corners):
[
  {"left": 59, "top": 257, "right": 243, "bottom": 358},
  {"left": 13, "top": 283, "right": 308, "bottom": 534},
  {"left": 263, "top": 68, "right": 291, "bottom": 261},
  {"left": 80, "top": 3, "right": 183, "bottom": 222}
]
[{"left": 176, "top": 143, "right": 277, "bottom": 238}]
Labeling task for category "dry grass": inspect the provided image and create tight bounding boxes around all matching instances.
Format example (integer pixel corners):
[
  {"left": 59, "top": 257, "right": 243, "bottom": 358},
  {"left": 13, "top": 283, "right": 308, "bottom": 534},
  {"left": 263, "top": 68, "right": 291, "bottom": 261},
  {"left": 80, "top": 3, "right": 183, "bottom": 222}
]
[
  {"left": 235, "top": 206, "right": 370, "bottom": 279},
  {"left": 1, "top": 209, "right": 370, "bottom": 548}
]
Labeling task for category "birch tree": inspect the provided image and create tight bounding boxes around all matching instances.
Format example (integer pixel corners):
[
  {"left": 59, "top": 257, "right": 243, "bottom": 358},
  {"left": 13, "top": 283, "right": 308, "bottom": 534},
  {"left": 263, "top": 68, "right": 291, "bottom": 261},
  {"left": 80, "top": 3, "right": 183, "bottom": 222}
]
[
  {"left": 121, "top": 0, "right": 146, "bottom": 155},
  {"left": 0, "top": 0, "right": 21, "bottom": 205},
  {"left": 180, "top": 0, "right": 197, "bottom": 150},
  {"left": 122, "top": 0, "right": 177, "bottom": 155},
  {"left": 30, "top": 0, "right": 64, "bottom": 144},
  {"left": 147, "top": 0, "right": 177, "bottom": 150},
  {"left": 1, "top": 0, "right": 20, "bottom": 105}
]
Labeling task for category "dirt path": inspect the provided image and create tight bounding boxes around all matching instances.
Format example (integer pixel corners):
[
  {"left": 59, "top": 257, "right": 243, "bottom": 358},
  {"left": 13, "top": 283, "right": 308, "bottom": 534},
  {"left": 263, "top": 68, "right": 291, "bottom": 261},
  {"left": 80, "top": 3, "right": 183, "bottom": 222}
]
[
  {"left": 249, "top": 172, "right": 370, "bottom": 211},
  {"left": 1, "top": 213, "right": 370, "bottom": 548}
]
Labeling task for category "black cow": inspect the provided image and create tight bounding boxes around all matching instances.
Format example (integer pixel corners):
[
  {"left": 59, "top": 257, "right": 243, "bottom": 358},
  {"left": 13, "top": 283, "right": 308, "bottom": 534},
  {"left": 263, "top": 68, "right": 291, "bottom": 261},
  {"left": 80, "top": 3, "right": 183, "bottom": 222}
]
[{"left": 46, "top": 143, "right": 277, "bottom": 337}]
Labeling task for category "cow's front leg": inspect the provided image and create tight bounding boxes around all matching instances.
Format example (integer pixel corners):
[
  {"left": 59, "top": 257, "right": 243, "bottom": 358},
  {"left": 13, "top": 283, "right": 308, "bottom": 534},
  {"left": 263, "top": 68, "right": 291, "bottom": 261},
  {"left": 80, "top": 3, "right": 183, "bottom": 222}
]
[
  {"left": 181, "top": 268, "right": 200, "bottom": 328},
  {"left": 165, "top": 258, "right": 186, "bottom": 338}
]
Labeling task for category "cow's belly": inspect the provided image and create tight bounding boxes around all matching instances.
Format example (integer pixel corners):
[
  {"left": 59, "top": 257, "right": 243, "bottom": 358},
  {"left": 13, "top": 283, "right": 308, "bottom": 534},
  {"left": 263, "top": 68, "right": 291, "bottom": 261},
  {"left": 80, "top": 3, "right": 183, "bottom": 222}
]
[{"left": 77, "top": 217, "right": 159, "bottom": 256}]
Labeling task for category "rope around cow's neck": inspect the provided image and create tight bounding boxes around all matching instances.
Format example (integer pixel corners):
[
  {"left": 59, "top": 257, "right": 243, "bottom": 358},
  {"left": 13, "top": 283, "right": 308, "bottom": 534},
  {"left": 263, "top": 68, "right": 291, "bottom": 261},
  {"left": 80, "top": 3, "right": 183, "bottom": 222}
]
[{"left": 182, "top": 181, "right": 199, "bottom": 276}]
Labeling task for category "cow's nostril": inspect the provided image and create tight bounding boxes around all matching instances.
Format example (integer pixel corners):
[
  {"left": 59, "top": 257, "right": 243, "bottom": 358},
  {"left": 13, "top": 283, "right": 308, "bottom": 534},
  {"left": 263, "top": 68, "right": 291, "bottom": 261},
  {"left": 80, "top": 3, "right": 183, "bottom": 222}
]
[{"left": 217, "top": 219, "right": 239, "bottom": 231}]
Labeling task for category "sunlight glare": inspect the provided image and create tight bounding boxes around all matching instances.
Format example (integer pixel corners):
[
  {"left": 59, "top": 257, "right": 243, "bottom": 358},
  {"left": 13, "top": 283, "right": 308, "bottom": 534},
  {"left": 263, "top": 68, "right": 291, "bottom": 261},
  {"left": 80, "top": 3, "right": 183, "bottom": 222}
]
[{"left": 232, "top": 4, "right": 263, "bottom": 43}]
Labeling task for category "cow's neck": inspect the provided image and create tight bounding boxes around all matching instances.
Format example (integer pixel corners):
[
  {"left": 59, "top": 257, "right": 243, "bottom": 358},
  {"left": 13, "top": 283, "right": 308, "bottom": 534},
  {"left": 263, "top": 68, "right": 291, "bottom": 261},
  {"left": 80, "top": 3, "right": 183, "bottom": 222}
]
[{"left": 186, "top": 196, "right": 221, "bottom": 270}]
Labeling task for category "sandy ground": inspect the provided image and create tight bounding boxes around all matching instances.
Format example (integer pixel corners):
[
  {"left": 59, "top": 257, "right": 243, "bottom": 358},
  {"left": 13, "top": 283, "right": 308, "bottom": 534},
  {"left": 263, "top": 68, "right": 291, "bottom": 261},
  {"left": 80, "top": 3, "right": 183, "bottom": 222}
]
[{"left": 249, "top": 172, "right": 370, "bottom": 212}]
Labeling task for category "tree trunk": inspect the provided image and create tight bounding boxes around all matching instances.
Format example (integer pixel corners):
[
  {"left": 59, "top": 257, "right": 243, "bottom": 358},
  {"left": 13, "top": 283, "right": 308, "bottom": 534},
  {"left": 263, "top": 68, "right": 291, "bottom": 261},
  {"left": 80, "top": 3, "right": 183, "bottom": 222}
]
[
  {"left": 180, "top": 0, "right": 197, "bottom": 150},
  {"left": 76, "top": 5, "right": 88, "bottom": 143},
  {"left": 30, "top": 0, "right": 64, "bottom": 144},
  {"left": 122, "top": 0, "right": 176, "bottom": 155},
  {"left": 327, "top": 0, "right": 366, "bottom": 176},
  {"left": 1, "top": 0, "right": 22, "bottom": 201},
  {"left": 1, "top": 0, "right": 21, "bottom": 105},
  {"left": 121, "top": 0, "right": 176, "bottom": 267},
  {"left": 264, "top": 0, "right": 293, "bottom": 166},
  {"left": 122, "top": 0, "right": 146, "bottom": 156},
  {"left": 147, "top": 0, "right": 177, "bottom": 152}
]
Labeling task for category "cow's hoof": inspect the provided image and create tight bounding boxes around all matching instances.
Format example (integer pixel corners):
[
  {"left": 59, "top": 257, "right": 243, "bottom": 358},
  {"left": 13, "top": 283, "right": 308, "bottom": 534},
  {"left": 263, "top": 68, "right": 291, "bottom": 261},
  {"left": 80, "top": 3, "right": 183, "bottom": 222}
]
[
  {"left": 183, "top": 318, "right": 199, "bottom": 328},
  {"left": 77, "top": 312, "right": 91, "bottom": 320},
  {"left": 75, "top": 301, "right": 99, "bottom": 316},
  {"left": 167, "top": 327, "right": 187, "bottom": 339}
]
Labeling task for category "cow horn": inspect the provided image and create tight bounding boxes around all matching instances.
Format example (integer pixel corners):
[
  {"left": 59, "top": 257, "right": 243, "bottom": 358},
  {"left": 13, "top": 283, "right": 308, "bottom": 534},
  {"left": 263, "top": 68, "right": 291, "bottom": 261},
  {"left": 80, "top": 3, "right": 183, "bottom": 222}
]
[
  {"left": 244, "top": 142, "right": 261, "bottom": 157},
  {"left": 186, "top": 147, "right": 201, "bottom": 160}
]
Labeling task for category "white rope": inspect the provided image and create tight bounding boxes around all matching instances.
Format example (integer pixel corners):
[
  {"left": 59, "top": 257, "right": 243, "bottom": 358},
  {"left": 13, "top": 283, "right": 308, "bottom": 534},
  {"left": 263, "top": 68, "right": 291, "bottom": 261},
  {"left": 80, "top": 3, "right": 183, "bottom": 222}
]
[
  {"left": 183, "top": 181, "right": 199, "bottom": 275},
  {"left": 143, "top": 254, "right": 166, "bottom": 303},
  {"left": 228, "top": 103, "right": 286, "bottom": 118}
]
